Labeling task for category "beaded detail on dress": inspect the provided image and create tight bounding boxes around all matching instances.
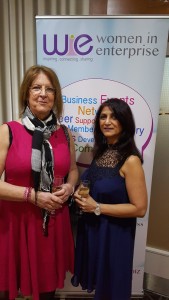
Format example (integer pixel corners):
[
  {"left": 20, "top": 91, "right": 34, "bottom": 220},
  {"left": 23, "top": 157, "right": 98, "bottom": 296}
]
[
  {"left": 96, "top": 148, "right": 122, "bottom": 168},
  {"left": 86, "top": 148, "right": 125, "bottom": 189}
]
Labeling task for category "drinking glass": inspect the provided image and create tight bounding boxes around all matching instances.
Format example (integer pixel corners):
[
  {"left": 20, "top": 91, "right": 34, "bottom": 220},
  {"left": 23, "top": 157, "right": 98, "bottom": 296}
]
[
  {"left": 52, "top": 176, "right": 64, "bottom": 192},
  {"left": 51, "top": 176, "right": 64, "bottom": 216},
  {"left": 78, "top": 180, "right": 90, "bottom": 215},
  {"left": 78, "top": 179, "right": 90, "bottom": 198}
]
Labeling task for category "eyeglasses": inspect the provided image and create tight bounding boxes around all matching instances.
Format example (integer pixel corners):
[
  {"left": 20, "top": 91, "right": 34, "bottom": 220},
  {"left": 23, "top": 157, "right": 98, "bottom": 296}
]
[{"left": 30, "top": 85, "right": 55, "bottom": 95}]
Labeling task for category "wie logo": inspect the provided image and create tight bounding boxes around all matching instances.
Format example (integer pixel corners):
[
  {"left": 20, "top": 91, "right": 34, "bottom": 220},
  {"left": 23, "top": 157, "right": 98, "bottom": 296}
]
[{"left": 43, "top": 34, "right": 93, "bottom": 56}]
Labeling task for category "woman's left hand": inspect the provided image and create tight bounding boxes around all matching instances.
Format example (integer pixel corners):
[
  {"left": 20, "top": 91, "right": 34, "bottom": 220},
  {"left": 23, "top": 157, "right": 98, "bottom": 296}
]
[{"left": 53, "top": 183, "right": 74, "bottom": 203}]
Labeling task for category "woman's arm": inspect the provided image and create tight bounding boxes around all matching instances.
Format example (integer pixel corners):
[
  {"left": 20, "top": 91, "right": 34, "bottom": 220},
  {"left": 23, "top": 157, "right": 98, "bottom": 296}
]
[
  {"left": 0, "top": 124, "right": 24, "bottom": 201},
  {"left": 0, "top": 124, "right": 63, "bottom": 211},
  {"left": 74, "top": 155, "right": 147, "bottom": 218},
  {"left": 100, "top": 155, "right": 147, "bottom": 218}
]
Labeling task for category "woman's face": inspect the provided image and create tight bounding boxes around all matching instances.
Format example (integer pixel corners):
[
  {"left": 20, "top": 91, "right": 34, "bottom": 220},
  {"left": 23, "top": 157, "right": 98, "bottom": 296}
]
[
  {"left": 99, "top": 106, "right": 123, "bottom": 144},
  {"left": 28, "top": 72, "right": 55, "bottom": 120}
]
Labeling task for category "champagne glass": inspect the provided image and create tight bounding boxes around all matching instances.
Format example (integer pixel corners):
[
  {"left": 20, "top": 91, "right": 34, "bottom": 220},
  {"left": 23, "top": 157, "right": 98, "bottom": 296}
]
[
  {"left": 78, "top": 180, "right": 90, "bottom": 198},
  {"left": 77, "top": 180, "right": 90, "bottom": 216},
  {"left": 51, "top": 176, "right": 64, "bottom": 216},
  {"left": 52, "top": 176, "right": 64, "bottom": 192}
]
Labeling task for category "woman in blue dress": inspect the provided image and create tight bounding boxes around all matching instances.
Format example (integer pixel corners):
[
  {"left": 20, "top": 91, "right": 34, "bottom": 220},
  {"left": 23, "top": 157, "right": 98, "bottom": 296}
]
[{"left": 71, "top": 98, "right": 148, "bottom": 300}]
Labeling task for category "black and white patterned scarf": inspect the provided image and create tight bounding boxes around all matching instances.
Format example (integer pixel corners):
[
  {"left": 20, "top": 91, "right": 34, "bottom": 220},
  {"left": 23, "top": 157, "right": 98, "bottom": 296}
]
[{"left": 22, "top": 106, "right": 57, "bottom": 236}]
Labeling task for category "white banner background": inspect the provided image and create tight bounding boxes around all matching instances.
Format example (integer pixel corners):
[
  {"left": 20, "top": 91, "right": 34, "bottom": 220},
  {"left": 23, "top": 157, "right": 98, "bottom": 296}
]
[{"left": 36, "top": 16, "right": 169, "bottom": 295}]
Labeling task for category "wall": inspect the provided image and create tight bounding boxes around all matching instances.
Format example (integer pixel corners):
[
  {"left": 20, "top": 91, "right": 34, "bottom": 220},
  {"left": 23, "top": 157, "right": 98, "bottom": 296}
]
[{"left": 144, "top": 57, "right": 169, "bottom": 290}]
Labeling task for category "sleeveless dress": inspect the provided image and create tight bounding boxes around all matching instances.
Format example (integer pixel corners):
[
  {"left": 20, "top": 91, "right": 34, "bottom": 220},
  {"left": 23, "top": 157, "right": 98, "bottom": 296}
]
[
  {"left": 0, "top": 121, "right": 74, "bottom": 300},
  {"left": 71, "top": 149, "right": 136, "bottom": 300}
]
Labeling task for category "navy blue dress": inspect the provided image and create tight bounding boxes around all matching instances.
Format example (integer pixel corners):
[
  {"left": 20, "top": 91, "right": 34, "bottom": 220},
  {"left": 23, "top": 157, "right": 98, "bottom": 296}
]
[{"left": 71, "top": 155, "right": 136, "bottom": 300}]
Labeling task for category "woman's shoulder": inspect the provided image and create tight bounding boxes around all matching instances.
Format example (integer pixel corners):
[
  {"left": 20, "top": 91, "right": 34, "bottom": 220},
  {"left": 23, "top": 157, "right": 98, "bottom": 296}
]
[
  {"left": 0, "top": 121, "right": 18, "bottom": 134},
  {"left": 58, "top": 124, "right": 71, "bottom": 134},
  {"left": 0, "top": 123, "right": 9, "bottom": 135},
  {"left": 4, "top": 120, "right": 24, "bottom": 131},
  {"left": 125, "top": 154, "right": 141, "bottom": 163},
  {"left": 0, "top": 124, "right": 11, "bottom": 148},
  {"left": 120, "top": 155, "right": 142, "bottom": 177},
  {"left": 56, "top": 124, "right": 70, "bottom": 147},
  {"left": 122, "top": 155, "right": 142, "bottom": 169},
  {"left": 59, "top": 124, "right": 74, "bottom": 139},
  {"left": 3, "top": 119, "right": 22, "bottom": 126}
]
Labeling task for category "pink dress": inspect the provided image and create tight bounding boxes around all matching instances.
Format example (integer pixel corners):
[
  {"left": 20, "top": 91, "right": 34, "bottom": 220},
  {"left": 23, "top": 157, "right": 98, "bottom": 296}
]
[{"left": 0, "top": 121, "right": 74, "bottom": 300}]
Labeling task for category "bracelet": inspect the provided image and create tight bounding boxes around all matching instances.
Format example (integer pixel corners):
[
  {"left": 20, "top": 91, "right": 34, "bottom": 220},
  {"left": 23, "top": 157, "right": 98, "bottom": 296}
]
[
  {"left": 24, "top": 187, "right": 32, "bottom": 202},
  {"left": 66, "top": 183, "right": 75, "bottom": 196}
]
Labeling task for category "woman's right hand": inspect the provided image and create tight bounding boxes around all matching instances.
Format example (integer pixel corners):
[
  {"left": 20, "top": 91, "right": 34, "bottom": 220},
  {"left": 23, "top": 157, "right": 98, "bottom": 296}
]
[
  {"left": 31, "top": 191, "right": 63, "bottom": 212},
  {"left": 73, "top": 189, "right": 97, "bottom": 214}
]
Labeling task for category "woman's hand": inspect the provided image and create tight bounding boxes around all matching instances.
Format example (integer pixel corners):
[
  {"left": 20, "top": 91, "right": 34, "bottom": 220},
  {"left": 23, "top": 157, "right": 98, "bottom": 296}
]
[
  {"left": 53, "top": 183, "right": 74, "bottom": 203},
  {"left": 33, "top": 191, "right": 63, "bottom": 212},
  {"left": 73, "top": 189, "right": 97, "bottom": 213}
]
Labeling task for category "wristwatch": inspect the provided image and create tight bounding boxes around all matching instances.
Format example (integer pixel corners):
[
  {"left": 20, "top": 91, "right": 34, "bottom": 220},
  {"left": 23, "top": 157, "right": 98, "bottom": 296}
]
[{"left": 94, "top": 203, "right": 101, "bottom": 216}]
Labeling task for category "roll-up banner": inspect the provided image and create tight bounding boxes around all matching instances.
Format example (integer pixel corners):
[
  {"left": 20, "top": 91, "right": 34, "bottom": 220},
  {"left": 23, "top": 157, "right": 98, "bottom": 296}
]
[{"left": 36, "top": 16, "right": 169, "bottom": 296}]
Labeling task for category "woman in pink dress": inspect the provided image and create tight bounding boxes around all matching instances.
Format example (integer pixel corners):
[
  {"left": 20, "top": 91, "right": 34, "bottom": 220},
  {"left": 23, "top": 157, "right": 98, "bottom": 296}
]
[{"left": 0, "top": 65, "right": 78, "bottom": 300}]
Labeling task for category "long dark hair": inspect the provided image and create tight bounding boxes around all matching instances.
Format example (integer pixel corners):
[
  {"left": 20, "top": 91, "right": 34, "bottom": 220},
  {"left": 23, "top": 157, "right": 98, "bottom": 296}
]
[{"left": 93, "top": 98, "right": 143, "bottom": 162}]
